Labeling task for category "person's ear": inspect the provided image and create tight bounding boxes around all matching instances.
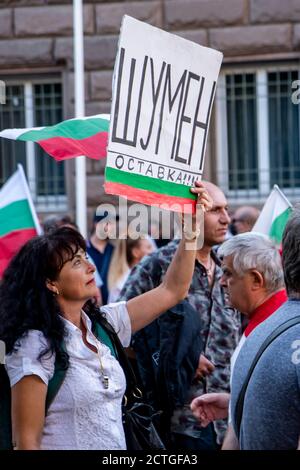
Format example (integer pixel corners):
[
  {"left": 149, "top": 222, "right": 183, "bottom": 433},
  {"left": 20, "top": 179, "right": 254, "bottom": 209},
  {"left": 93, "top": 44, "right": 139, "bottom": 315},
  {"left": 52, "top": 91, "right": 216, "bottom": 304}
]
[
  {"left": 131, "top": 246, "right": 140, "bottom": 260},
  {"left": 46, "top": 279, "right": 60, "bottom": 296},
  {"left": 132, "top": 244, "right": 143, "bottom": 262},
  {"left": 250, "top": 270, "right": 264, "bottom": 290}
]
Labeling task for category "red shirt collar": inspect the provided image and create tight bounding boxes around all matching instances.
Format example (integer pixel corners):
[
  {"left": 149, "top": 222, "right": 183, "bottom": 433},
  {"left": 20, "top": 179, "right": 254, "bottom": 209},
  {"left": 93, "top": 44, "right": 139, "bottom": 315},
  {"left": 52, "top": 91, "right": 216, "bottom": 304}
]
[{"left": 244, "top": 289, "right": 288, "bottom": 337}]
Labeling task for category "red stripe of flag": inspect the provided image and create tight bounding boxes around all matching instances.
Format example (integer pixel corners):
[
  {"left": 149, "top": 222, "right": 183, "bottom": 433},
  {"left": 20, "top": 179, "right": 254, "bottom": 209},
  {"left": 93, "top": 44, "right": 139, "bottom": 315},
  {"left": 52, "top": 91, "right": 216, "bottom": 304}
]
[
  {"left": 0, "top": 228, "right": 37, "bottom": 278},
  {"left": 38, "top": 132, "right": 108, "bottom": 161},
  {"left": 104, "top": 181, "right": 196, "bottom": 213}
]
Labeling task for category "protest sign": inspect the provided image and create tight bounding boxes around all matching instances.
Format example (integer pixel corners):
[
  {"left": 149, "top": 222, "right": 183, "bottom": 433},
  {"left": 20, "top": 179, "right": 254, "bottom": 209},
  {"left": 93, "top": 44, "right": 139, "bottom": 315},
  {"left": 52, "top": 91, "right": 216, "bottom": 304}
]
[{"left": 105, "top": 16, "right": 223, "bottom": 213}]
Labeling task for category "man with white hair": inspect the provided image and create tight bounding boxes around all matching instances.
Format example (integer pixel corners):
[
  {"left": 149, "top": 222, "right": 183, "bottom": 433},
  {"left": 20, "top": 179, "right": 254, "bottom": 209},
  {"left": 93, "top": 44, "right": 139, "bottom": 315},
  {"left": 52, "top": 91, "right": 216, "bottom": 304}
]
[{"left": 191, "top": 232, "right": 287, "bottom": 449}]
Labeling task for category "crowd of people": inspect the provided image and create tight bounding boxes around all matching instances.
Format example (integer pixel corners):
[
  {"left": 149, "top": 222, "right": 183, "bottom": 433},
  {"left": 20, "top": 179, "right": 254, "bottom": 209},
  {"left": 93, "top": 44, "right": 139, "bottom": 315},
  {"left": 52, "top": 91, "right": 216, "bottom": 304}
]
[
  {"left": 0, "top": 182, "right": 210, "bottom": 450},
  {"left": 1, "top": 178, "right": 300, "bottom": 451}
]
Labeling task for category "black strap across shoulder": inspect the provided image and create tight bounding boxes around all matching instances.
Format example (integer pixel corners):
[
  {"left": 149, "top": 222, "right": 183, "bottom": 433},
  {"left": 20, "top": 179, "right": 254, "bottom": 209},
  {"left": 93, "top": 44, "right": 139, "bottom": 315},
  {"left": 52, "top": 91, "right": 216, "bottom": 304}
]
[
  {"left": 46, "top": 312, "right": 138, "bottom": 412},
  {"left": 46, "top": 311, "right": 138, "bottom": 411},
  {"left": 235, "top": 315, "right": 300, "bottom": 438},
  {"left": 93, "top": 313, "right": 140, "bottom": 397}
]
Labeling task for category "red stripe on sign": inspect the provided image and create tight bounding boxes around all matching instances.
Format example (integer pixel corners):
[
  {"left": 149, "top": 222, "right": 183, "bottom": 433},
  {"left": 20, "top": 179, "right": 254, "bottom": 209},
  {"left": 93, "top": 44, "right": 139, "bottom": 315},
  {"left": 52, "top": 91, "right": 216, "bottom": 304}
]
[
  {"left": 0, "top": 228, "right": 37, "bottom": 278},
  {"left": 104, "top": 181, "right": 196, "bottom": 214},
  {"left": 38, "top": 132, "right": 108, "bottom": 161}
]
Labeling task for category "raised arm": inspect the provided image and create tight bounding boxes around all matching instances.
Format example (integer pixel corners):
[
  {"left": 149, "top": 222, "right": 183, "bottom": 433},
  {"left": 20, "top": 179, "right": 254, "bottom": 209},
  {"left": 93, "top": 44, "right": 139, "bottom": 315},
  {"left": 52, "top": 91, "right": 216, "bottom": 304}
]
[{"left": 127, "top": 181, "right": 212, "bottom": 333}]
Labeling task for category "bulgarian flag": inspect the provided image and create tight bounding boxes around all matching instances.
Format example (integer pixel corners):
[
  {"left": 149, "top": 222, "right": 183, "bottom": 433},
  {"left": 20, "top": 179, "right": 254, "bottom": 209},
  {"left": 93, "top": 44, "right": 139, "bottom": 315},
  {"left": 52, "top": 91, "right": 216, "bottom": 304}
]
[
  {"left": 0, "top": 165, "right": 42, "bottom": 278},
  {"left": 0, "top": 114, "right": 110, "bottom": 161},
  {"left": 252, "top": 185, "right": 292, "bottom": 244}
]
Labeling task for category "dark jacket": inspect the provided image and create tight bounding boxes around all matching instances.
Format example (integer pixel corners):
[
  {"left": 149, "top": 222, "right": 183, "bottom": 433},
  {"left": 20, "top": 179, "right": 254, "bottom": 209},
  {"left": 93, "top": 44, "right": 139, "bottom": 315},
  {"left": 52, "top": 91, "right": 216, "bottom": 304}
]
[
  {"left": 132, "top": 300, "right": 203, "bottom": 437},
  {"left": 120, "top": 240, "right": 241, "bottom": 443}
]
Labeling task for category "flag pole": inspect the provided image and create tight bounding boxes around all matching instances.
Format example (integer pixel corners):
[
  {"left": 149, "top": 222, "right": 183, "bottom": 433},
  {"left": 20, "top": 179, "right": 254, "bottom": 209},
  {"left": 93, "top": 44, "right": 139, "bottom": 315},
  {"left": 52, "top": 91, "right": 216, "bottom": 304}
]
[
  {"left": 17, "top": 164, "right": 42, "bottom": 235},
  {"left": 273, "top": 184, "right": 293, "bottom": 208},
  {"left": 73, "top": 0, "right": 87, "bottom": 237}
]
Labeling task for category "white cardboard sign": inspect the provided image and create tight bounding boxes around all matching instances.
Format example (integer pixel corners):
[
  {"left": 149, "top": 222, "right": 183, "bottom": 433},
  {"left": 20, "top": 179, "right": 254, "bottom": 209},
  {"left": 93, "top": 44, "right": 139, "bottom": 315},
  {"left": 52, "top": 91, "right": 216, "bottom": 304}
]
[{"left": 106, "top": 16, "right": 223, "bottom": 207}]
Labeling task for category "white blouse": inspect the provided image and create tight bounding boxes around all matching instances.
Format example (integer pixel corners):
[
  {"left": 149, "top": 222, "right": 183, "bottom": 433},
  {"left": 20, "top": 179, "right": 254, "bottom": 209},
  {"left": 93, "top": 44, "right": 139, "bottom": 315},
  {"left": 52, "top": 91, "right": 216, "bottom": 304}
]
[{"left": 5, "top": 301, "right": 131, "bottom": 450}]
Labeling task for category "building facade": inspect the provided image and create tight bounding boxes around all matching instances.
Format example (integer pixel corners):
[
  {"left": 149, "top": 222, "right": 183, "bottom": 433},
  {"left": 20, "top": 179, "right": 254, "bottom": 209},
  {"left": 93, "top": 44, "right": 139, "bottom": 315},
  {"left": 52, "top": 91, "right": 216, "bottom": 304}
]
[{"left": 0, "top": 0, "right": 299, "bottom": 223}]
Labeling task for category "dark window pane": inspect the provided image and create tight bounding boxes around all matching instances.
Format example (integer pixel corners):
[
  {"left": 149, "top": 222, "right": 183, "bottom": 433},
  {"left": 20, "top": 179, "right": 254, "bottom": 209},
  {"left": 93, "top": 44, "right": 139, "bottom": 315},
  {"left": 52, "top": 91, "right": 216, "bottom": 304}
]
[
  {"left": 33, "top": 83, "right": 65, "bottom": 196},
  {"left": 226, "top": 73, "right": 258, "bottom": 190},
  {"left": 268, "top": 70, "right": 300, "bottom": 189},
  {"left": 0, "top": 85, "right": 26, "bottom": 185}
]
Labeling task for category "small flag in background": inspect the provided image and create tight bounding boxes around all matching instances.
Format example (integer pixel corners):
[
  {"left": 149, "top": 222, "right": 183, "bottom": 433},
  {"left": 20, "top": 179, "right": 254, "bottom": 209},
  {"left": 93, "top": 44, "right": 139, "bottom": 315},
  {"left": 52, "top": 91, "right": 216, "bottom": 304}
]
[
  {"left": 0, "top": 114, "right": 110, "bottom": 161},
  {"left": 0, "top": 165, "right": 42, "bottom": 278},
  {"left": 252, "top": 185, "right": 292, "bottom": 244}
]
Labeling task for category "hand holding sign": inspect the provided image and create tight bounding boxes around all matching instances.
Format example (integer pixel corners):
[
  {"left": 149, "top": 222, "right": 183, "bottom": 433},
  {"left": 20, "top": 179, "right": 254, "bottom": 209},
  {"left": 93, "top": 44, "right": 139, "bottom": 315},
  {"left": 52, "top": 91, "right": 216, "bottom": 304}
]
[{"left": 177, "top": 180, "right": 213, "bottom": 242}]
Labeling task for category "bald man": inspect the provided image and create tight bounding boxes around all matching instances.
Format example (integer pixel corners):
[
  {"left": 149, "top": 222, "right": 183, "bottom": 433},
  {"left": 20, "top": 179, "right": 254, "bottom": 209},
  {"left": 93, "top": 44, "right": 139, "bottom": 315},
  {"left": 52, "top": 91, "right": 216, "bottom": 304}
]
[
  {"left": 232, "top": 206, "right": 260, "bottom": 234},
  {"left": 120, "top": 181, "right": 242, "bottom": 450}
]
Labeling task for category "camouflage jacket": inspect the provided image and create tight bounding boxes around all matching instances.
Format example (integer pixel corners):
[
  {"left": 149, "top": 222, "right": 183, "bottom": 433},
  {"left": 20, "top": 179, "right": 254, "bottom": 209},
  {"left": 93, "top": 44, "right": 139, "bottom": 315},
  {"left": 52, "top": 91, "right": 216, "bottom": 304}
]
[{"left": 119, "top": 240, "right": 242, "bottom": 444}]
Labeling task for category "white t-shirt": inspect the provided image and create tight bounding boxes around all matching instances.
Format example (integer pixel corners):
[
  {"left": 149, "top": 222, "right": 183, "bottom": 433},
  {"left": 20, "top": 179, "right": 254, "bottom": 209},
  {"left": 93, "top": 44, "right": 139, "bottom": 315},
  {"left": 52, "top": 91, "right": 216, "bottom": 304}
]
[{"left": 5, "top": 301, "right": 131, "bottom": 450}]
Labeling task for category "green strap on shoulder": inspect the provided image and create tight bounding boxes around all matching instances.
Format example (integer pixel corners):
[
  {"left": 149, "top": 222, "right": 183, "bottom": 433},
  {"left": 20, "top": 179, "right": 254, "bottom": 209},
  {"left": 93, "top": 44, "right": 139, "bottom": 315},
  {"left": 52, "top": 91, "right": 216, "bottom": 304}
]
[
  {"left": 45, "top": 316, "right": 117, "bottom": 413},
  {"left": 45, "top": 342, "right": 68, "bottom": 414},
  {"left": 93, "top": 320, "right": 117, "bottom": 358}
]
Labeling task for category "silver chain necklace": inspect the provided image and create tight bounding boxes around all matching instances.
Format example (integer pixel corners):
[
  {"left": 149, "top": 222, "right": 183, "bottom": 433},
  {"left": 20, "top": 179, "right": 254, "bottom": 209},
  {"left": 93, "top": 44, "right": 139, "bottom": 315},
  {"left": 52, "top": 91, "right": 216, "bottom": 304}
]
[{"left": 94, "top": 336, "right": 109, "bottom": 389}]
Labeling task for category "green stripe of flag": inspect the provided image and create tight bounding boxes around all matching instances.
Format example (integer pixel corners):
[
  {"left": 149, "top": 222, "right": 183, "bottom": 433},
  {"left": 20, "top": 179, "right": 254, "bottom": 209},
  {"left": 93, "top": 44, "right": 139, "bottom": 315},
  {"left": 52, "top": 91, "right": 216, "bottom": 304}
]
[
  {"left": 0, "top": 199, "right": 35, "bottom": 237},
  {"left": 17, "top": 118, "right": 109, "bottom": 142},
  {"left": 269, "top": 207, "right": 292, "bottom": 244},
  {"left": 105, "top": 167, "right": 196, "bottom": 200}
]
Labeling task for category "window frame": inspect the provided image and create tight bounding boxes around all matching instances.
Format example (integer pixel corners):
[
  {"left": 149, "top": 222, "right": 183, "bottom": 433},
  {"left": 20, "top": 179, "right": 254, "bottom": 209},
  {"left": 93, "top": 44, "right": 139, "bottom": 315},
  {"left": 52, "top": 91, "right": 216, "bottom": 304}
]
[
  {"left": 215, "top": 63, "right": 300, "bottom": 204},
  {"left": 0, "top": 76, "right": 68, "bottom": 212}
]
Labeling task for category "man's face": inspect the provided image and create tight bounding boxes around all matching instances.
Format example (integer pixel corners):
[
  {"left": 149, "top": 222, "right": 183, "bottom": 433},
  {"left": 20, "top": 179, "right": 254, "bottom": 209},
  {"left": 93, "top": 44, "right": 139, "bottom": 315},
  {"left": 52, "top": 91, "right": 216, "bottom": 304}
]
[
  {"left": 220, "top": 255, "right": 254, "bottom": 314},
  {"left": 232, "top": 217, "right": 250, "bottom": 234},
  {"left": 203, "top": 186, "right": 231, "bottom": 246}
]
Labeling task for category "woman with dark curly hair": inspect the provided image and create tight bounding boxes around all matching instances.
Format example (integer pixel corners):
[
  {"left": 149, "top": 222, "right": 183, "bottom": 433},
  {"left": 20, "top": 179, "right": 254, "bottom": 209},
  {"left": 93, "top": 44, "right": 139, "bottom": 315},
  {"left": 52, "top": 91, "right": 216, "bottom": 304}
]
[{"left": 0, "top": 182, "right": 212, "bottom": 450}]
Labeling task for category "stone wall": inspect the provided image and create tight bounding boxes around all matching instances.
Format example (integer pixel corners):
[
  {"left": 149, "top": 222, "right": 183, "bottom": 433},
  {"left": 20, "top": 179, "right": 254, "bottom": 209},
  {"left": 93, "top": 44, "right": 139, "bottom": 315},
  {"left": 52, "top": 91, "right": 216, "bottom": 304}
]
[{"left": 0, "top": 0, "right": 299, "bottom": 215}]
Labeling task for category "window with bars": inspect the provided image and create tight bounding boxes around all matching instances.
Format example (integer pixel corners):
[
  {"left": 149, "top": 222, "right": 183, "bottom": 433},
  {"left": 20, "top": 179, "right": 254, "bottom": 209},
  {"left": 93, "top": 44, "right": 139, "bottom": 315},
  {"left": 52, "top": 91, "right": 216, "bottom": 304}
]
[
  {"left": 216, "top": 67, "right": 300, "bottom": 202},
  {"left": 0, "top": 81, "right": 67, "bottom": 211}
]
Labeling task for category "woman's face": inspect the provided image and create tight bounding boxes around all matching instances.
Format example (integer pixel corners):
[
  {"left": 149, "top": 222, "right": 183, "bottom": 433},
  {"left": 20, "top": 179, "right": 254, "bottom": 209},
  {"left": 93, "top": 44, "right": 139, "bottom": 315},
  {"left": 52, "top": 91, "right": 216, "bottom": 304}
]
[{"left": 53, "top": 249, "right": 98, "bottom": 303}]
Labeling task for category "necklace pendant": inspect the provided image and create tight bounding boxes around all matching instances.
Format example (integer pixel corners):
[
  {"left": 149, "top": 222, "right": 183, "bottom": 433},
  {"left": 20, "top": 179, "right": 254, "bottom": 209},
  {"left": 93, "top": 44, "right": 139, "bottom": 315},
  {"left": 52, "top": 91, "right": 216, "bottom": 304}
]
[{"left": 102, "top": 375, "right": 109, "bottom": 389}]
